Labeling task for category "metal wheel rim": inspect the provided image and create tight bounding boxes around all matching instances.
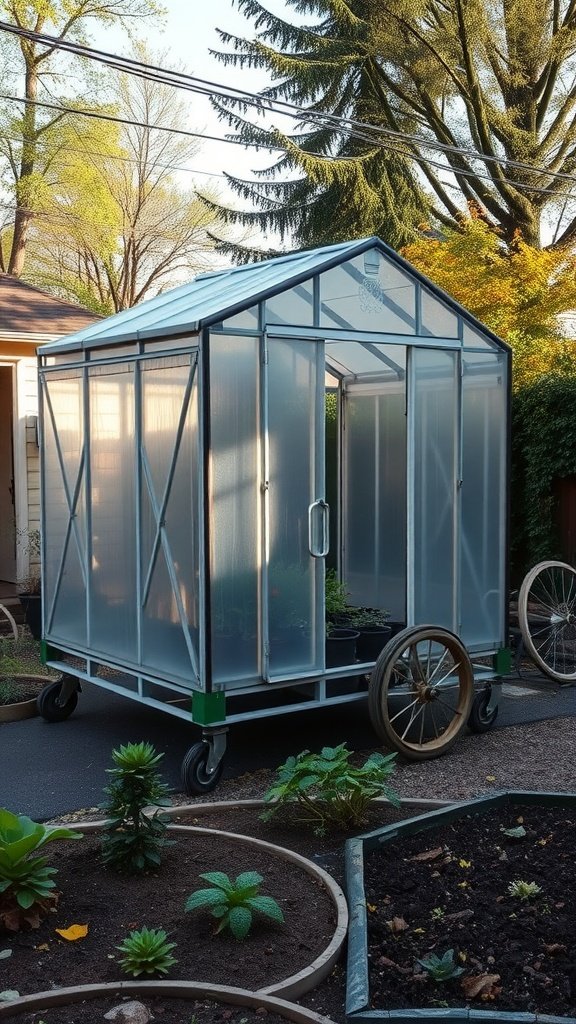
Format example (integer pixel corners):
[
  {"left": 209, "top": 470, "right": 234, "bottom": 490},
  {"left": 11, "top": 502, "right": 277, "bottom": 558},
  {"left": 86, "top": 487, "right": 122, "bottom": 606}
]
[
  {"left": 518, "top": 560, "right": 576, "bottom": 682},
  {"left": 369, "top": 626, "right": 474, "bottom": 758}
]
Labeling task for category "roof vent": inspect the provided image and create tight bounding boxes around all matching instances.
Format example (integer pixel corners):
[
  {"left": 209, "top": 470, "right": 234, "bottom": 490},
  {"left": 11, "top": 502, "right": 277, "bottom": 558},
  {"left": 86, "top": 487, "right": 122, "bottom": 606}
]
[{"left": 363, "top": 250, "right": 380, "bottom": 276}]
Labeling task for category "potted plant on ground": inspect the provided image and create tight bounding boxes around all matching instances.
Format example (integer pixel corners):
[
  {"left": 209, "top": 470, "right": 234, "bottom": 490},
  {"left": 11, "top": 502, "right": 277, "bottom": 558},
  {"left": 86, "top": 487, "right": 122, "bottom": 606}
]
[
  {"left": 0, "top": 637, "right": 48, "bottom": 723},
  {"left": 16, "top": 528, "right": 42, "bottom": 641}
]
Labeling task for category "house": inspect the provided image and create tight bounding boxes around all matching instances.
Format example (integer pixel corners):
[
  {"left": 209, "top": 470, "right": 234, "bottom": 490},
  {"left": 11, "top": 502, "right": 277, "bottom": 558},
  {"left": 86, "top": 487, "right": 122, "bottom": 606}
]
[{"left": 0, "top": 276, "right": 98, "bottom": 590}]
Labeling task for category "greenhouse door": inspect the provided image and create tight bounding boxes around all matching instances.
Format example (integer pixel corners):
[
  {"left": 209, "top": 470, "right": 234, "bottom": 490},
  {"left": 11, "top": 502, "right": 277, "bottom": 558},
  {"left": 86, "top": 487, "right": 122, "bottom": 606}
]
[
  {"left": 263, "top": 334, "right": 326, "bottom": 682},
  {"left": 410, "top": 348, "right": 459, "bottom": 631}
]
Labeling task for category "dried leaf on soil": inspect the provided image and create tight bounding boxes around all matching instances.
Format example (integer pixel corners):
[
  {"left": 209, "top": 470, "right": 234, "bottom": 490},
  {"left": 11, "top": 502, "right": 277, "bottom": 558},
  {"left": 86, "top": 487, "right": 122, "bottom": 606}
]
[
  {"left": 408, "top": 847, "right": 443, "bottom": 862},
  {"left": 386, "top": 916, "right": 409, "bottom": 932},
  {"left": 461, "top": 973, "right": 501, "bottom": 1000}
]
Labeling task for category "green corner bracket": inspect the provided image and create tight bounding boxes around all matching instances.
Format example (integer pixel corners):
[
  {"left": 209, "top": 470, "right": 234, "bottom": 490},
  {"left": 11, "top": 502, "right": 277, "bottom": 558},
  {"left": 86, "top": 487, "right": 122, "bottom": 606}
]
[
  {"left": 40, "top": 640, "right": 61, "bottom": 665},
  {"left": 492, "top": 647, "right": 512, "bottom": 676},
  {"left": 191, "top": 691, "right": 226, "bottom": 725}
]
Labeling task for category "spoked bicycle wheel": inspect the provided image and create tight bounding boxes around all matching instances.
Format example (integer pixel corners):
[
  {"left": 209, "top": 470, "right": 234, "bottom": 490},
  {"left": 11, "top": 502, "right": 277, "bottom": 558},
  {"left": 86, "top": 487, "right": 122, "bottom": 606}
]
[
  {"left": 368, "top": 625, "right": 474, "bottom": 760},
  {"left": 518, "top": 560, "right": 576, "bottom": 682}
]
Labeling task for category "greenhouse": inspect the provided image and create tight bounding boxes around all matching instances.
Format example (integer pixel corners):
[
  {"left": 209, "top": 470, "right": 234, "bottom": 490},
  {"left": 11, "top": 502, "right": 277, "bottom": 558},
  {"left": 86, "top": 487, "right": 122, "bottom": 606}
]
[{"left": 37, "top": 236, "right": 511, "bottom": 789}]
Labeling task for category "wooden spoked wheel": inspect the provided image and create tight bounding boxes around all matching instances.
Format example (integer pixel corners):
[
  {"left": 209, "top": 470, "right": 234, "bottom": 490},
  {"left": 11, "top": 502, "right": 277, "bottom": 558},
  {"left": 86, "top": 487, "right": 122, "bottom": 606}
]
[
  {"left": 518, "top": 560, "right": 576, "bottom": 683},
  {"left": 368, "top": 625, "right": 474, "bottom": 760}
]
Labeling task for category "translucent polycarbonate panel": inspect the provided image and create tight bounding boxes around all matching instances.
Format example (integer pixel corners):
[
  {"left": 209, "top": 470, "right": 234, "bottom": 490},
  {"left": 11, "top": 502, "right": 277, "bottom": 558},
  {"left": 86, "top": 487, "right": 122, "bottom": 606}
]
[
  {"left": 144, "top": 336, "right": 198, "bottom": 352},
  {"left": 412, "top": 349, "right": 457, "bottom": 629},
  {"left": 265, "top": 282, "right": 314, "bottom": 326},
  {"left": 320, "top": 252, "right": 416, "bottom": 334},
  {"left": 140, "top": 356, "right": 199, "bottom": 684},
  {"left": 42, "top": 372, "right": 87, "bottom": 645},
  {"left": 325, "top": 339, "right": 406, "bottom": 379},
  {"left": 89, "top": 363, "right": 137, "bottom": 660},
  {"left": 91, "top": 344, "right": 138, "bottom": 359},
  {"left": 209, "top": 334, "right": 259, "bottom": 682},
  {"left": 221, "top": 306, "right": 259, "bottom": 330},
  {"left": 462, "top": 322, "right": 500, "bottom": 350},
  {"left": 460, "top": 353, "right": 506, "bottom": 647},
  {"left": 420, "top": 287, "right": 459, "bottom": 338},
  {"left": 344, "top": 382, "right": 407, "bottom": 622},
  {"left": 267, "top": 338, "right": 322, "bottom": 675}
]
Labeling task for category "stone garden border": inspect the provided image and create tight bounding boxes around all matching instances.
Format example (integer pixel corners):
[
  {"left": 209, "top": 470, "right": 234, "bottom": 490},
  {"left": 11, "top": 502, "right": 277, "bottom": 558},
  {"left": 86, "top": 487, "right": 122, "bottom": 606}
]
[
  {"left": 0, "top": 980, "right": 336, "bottom": 1022},
  {"left": 344, "top": 790, "right": 576, "bottom": 1024}
]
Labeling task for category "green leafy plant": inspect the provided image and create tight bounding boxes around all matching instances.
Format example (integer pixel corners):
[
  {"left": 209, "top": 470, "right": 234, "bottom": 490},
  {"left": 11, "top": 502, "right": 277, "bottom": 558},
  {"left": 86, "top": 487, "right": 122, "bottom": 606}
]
[
  {"left": 417, "top": 949, "right": 464, "bottom": 982},
  {"left": 185, "top": 870, "right": 284, "bottom": 940},
  {"left": 347, "top": 608, "right": 390, "bottom": 629},
  {"left": 507, "top": 879, "right": 542, "bottom": 901},
  {"left": 0, "top": 809, "right": 83, "bottom": 931},
  {"left": 101, "top": 741, "right": 171, "bottom": 875},
  {"left": 116, "top": 926, "right": 177, "bottom": 977},
  {"left": 325, "top": 569, "right": 349, "bottom": 618},
  {"left": 262, "top": 743, "right": 399, "bottom": 833}
]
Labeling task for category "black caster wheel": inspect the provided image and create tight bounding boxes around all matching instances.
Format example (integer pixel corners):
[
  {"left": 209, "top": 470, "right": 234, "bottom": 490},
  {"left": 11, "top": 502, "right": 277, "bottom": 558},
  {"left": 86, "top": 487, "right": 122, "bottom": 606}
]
[
  {"left": 181, "top": 742, "right": 224, "bottom": 795},
  {"left": 468, "top": 688, "right": 499, "bottom": 733},
  {"left": 37, "top": 678, "right": 78, "bottom": 722}
]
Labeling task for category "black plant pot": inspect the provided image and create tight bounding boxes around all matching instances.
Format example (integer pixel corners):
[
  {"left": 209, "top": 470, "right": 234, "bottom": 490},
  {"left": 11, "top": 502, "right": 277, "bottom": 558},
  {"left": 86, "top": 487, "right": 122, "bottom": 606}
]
[
  {"left": 325, "top": 627, "right": 360, "bottom": 668},
  {"left": 18, "top": 593, "right": 42, "bottom": 640},
  {"left": 356, "top": 625, "right": 392, "bottom": 662}
]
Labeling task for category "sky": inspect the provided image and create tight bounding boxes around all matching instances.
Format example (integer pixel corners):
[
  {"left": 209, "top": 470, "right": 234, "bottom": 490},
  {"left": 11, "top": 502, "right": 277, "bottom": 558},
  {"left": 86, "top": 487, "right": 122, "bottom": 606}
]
[{"left": 95, "top": 0, "right": 294, "bottom": 199}]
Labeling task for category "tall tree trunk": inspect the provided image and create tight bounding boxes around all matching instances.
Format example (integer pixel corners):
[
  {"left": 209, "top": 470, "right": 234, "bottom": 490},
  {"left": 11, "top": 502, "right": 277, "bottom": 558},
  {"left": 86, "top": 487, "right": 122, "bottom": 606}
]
[{"left": 8, "top": 62, "right": 37, "bottom": 276}]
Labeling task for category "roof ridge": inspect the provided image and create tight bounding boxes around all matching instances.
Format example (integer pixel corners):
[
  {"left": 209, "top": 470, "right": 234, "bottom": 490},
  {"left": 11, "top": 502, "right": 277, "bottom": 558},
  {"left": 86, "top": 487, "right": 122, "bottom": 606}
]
[{"left": 0, "top": 273, "right": 102, "bottom": 318}]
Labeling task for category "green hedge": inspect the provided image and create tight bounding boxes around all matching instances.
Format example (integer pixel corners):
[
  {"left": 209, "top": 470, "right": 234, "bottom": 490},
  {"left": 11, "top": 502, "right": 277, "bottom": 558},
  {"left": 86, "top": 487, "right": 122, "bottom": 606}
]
[{"left": 511, "top": 372, "right": 576, "bottom": 584}]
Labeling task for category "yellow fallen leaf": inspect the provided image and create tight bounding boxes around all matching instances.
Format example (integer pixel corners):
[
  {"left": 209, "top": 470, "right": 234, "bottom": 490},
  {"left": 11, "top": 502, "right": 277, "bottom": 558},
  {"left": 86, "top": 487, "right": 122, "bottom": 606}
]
[
  {"left": 485, "top": 776, "right": 496, "bottom": 782},
  {"left": 55, "top": 924, "right": 88, "bottom": 941},
  {"left": 457, "top": 881, "right": 469, "bottom": 888},
  {"left": 35, "top": 943, "right": 50, "bottom": 951},
  {"left": 367, "top": 903, "right": 377, "bottom": 913},
  {"left": 413, "top": 927, "right": 426, "bottom": 935},
  {"left": 458, "top": 951, "right": 467, "bottom": 962},
  {"left": 459, "top": 859, "right": 471, "bottom": 868}
]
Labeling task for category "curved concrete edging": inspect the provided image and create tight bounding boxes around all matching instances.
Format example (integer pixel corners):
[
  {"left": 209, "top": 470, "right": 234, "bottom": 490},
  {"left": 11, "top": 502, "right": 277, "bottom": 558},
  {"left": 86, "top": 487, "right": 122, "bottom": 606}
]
[
  {"left": 0, "top": 980, "right": 336, "bottom": 1023},
  {"left": 65, "top": 820, "right": 348, "bottom": 1001},
  {"left": 0, "top": 675, "right": 50, "bottom": 723}
]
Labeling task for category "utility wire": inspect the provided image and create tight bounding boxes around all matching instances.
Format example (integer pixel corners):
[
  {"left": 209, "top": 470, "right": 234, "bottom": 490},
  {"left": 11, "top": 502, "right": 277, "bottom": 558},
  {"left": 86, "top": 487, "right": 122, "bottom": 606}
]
[{"left": 1, "top": 18, "right": 575, "bottom": 190}]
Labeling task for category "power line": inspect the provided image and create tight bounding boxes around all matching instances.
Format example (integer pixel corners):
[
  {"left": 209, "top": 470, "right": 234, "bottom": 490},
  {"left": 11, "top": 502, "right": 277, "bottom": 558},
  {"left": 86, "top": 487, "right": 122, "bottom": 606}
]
[{"left": 1, "top": 18, "right": 574, "bottom": 192}]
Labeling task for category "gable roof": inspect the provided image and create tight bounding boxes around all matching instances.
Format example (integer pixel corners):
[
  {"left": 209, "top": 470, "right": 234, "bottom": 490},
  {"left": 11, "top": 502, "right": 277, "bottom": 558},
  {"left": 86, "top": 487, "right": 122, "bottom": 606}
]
[
  {"left": 0, "top": 275, "right": 99, "bottom": 337},
  {"left": 40, "top": 237, "right": 509, "bottom": 354}
]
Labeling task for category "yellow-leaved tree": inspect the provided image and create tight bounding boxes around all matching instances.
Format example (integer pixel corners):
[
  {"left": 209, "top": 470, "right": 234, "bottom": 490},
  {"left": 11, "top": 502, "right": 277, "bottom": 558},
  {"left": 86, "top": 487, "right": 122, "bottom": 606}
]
[{"left": 402, "top": 216, "right": 576, "bottom": 388}]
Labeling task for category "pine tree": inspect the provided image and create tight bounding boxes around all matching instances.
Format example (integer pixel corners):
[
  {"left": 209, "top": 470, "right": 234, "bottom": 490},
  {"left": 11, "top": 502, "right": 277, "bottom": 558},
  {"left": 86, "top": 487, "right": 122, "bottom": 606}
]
[{"left": 207, "top": 0, "right": 576, "bottom": 257}]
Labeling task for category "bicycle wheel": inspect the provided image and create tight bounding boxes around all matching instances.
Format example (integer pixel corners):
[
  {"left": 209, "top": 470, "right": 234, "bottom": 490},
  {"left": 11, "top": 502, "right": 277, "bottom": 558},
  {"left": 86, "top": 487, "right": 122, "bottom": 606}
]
[
  {"left": 518, "top": 560, "right": 576, "bottom": 682},
  {"left": 368, "top": 625, "right": 474, "bottom": 759}
]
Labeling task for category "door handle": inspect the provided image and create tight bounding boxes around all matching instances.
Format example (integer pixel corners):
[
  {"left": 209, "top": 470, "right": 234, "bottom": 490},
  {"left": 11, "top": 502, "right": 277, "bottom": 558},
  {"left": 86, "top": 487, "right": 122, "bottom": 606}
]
[{"left": 308, "top": 500, "right": 330, "bottom": 558}]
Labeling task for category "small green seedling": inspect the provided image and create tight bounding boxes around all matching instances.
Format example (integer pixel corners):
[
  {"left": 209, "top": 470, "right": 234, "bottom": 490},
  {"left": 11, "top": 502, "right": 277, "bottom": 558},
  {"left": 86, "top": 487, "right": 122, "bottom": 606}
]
[
  {"left": 185, "top": 870, "right": 284, "bottom": 940},
  {"left": 116, "top": 926, "right": 177, "bottom": 977},
  {"left": 430, "top": 907, "right": 445, "bottom": 921},
  {"left": 417, "top": 949, "right": 464, "bottom": 982},
  {"left": 507, "top": 879, "right": 542, "bottom": 901},
  {"left": 500, "top": 825, "right": 526, "bottom": 839}
]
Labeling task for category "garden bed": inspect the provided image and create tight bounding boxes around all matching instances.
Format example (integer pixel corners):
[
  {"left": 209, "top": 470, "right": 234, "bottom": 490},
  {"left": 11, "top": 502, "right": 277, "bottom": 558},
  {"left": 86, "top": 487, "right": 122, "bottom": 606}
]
[
  {"left": 346, "top": 792, "right": 576, "bottom": 1023},
  {"left": 1, "top": 829, "right": 338, "bottom": 998}
]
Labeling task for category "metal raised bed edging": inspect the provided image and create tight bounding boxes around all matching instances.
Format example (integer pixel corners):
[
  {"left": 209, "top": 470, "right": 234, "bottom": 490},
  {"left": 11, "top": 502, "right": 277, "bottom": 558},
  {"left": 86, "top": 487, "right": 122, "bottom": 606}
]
[{"left": 345, "top": 790, "right": 576, "bottom": 1024}]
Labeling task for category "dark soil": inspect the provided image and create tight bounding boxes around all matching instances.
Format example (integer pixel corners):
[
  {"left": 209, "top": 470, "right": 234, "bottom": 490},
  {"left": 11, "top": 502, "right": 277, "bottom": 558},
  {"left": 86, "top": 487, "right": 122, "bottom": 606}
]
[
  {"left": 364, "top": 804, "right": 576, "bottom": 1017},
  {"left": 1, "top": 832, "right": 335, "bottom": 997},
  {"left": 1, "top": 803, "right": 413, "bottom": 1024}
]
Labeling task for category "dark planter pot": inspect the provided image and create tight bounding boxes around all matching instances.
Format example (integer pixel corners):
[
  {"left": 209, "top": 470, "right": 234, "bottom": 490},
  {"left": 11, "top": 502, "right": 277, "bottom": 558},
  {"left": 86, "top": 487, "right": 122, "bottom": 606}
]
[
  {"left": 325, "top": 627, "right": 360, "bottom": 668},
  {"left": 356, "top": 625, "right": 392, "bottom": 662},
  {"left": 18, "top": 593, "right": 42, "bottom": 640},
  {"left": 386, "top": 620, "right": 407, "bottom": 638}
]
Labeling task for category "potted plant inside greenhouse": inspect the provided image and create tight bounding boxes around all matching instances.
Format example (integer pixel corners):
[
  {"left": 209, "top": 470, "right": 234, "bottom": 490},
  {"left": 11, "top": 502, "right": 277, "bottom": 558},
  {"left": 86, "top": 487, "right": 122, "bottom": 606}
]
[
  {"left": 325, "top": 569, "right": 359, "bottom": 667},
  {"left": 347, "top": 608, "right": 391, "bottom": 662}
]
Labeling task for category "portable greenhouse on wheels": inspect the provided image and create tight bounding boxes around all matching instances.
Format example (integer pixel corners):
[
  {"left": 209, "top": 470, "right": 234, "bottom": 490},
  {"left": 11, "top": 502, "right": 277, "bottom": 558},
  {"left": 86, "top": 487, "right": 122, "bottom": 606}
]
[{"left": 37, "top": 236, "right": 511, "bottom": 792}]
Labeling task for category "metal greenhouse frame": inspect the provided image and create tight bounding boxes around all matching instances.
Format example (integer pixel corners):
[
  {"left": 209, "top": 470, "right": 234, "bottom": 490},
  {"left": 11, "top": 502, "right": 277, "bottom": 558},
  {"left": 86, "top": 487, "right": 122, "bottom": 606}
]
[{"left": 37, "top": 237, "right": 511, "bottom": 792}]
